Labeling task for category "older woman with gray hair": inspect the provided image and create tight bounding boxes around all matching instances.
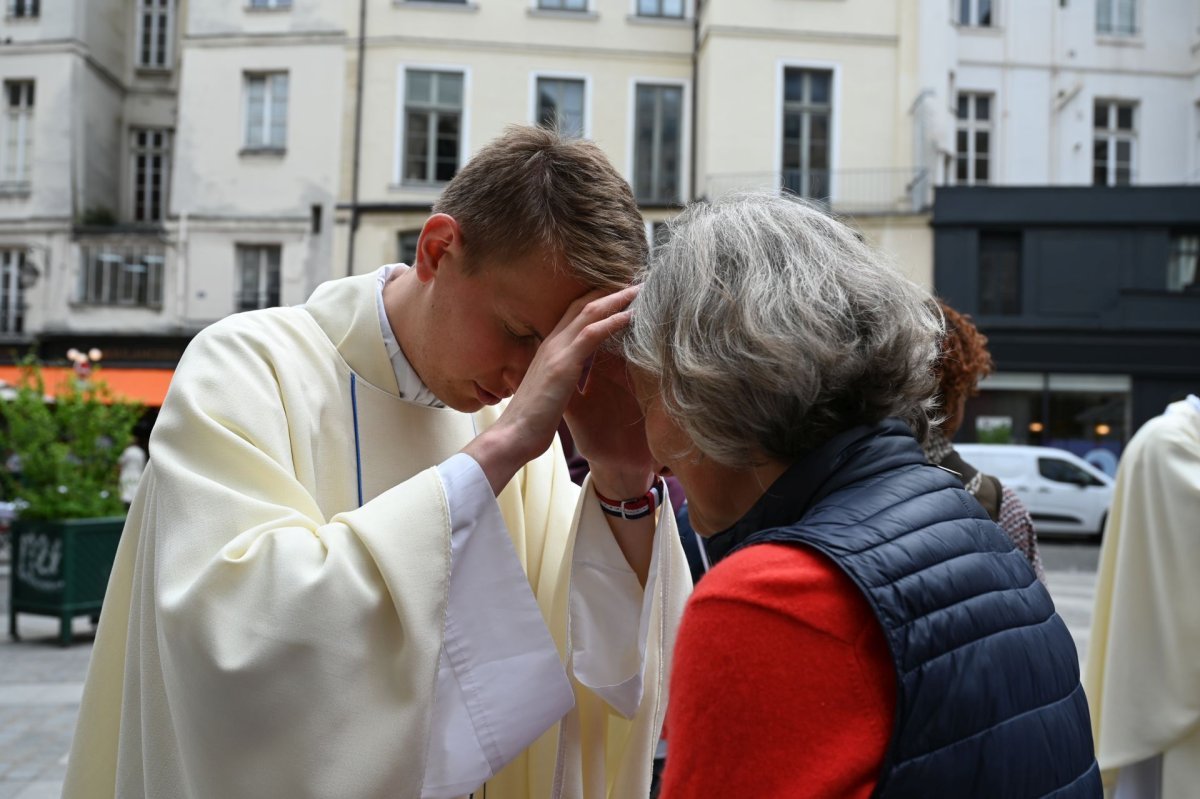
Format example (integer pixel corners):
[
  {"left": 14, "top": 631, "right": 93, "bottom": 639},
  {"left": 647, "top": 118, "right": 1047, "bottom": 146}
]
[{"left": 624, "top": 194, "right": 1099, "bottom": 799}]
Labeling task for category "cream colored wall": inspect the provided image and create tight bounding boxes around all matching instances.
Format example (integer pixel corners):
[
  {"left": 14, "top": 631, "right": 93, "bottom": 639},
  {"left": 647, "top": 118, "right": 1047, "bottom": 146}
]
[
  {"left": 702, "top": 0, "right": 898, "bottom": 38},
  {"left": 341, "top": 0, "right": 694, "bottom": 276},
  {"left": 352, "top": 46, "right": 691, "bottom": 207},
  {"left": 699, "top": 34, "right": 904, "bottom": 188},
  {"left": 171, "top": 42, "right": 345, "bottom": 218},
  {"left": 853, "top": 215, "right": 933, "bottom": 289},
  {"left": 176, "top": 224, "right": 312, "bottom": 322}
]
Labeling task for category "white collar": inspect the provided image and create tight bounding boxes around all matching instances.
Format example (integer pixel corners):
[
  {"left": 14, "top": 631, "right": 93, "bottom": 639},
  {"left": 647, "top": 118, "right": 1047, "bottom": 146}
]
[{"left": 375, "top": 264, "right": 445, "bottom": 409}]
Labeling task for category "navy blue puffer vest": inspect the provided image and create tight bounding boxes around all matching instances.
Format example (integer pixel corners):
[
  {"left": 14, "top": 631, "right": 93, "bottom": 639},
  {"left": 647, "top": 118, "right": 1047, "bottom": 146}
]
[{"left": 702, "top": 420, "right": 1101, "bottom": 798}]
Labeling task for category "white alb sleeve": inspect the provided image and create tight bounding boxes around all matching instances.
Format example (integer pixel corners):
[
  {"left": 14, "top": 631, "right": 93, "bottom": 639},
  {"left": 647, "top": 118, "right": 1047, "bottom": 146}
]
[{"left": 420, "top": 453, "right": 575, "bottom": 799}]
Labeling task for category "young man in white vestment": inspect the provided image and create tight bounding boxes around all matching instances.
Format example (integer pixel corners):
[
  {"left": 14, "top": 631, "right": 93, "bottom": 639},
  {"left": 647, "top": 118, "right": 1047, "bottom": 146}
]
[
  {"left": 63, "top": 126, "right": 692, "bottom": 799},
  {"left": 1085, "top": 394, "right": 1200, "bottom": 799}
]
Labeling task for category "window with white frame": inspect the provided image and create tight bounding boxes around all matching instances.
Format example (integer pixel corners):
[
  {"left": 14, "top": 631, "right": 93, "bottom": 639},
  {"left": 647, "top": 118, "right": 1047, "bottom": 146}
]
[
  {"left": 633, "top": 83, "right": 683, "bottom": 204},
  {"left": 1096, "top": 0, "right": 1136, "bottom": 35},
  {"left": 1, "top": 81, "right": 33, "bottom": 188},
  {"left": 539, "top": 0, "right": 586, "bottom": 10},
  {"left": 248, "top": 0, "right": 291, "bottom": 7},
  {"left": 0, "top": 249, "right": 25, "bottom": 335},
  {"left": 403, "top": 70, "right": 463, "bottom": 184},
  {"left": 136, "top": 0, "right": 174, "bottom": 69},
  {"left": 236, "top": 245, "right": 281, "bottom": 311},
  {"left": 536, "top": 77, "right": 585, "bottom": 139},
  {"left": 7, "top": 0, "right": 39, "bottom": 18},
  {"left": 1093, "top": 100, "right": 1136, "bottom": 186},
  {"left": 637, "top": 0, "right": 683, "bottom": 18},
  {"left": 957, "top": 0, "right": 993, "bottom": 26},
  {"left": 244, "top": 72, "right": 289, "bottom": 151},
  {"left": 398, "top": 230, "right": 420, "bottom": 266},
  {"left": 955, "top": 92, "right": 991, "bottom": 185},
  {"left": 131, "top": 128, "right": 171, "bottom": 222},
  {"left": 79, "top": 245, "right": 165, "bottom": 308},
  {"left": 1168, "top": 234, "right": 1199, "bottom": 293},
  {"left": 782, "top": 68, "right": 832, "bottom": 201}
]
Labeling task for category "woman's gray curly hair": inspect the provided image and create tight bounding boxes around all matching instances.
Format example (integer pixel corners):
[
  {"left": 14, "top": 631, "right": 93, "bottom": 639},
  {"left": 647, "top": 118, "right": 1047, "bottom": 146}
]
[{"left": 622, "top": 192, "right": 943, "bottom": 468}]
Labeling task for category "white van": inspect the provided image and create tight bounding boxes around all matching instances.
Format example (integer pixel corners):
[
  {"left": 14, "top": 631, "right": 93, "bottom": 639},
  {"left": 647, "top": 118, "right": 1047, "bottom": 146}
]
[{"left": 955, "top": 444, "right": 1114, "bottom": 539}]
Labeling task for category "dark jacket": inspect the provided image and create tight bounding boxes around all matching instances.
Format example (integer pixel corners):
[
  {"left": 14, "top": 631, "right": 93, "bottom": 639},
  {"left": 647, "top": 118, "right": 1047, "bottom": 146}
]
[{"left": 703, "top": 420, "right": 1101, "bottom": 799}]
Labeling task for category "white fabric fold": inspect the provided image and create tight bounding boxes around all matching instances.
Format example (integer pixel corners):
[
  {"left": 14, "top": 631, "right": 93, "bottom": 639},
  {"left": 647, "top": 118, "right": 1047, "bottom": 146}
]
[
  {"left": 421, "top": 454, "right": 575, "bottom": 799},
  {"left": 568, "top": 475, "right": 668, "bottom": 719}
]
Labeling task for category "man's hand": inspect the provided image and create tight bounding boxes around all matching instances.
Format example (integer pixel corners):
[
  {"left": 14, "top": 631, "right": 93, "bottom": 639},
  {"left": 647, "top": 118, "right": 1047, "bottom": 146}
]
[{"left": 463, "top": 286, "right": 639, "bottom": 496}]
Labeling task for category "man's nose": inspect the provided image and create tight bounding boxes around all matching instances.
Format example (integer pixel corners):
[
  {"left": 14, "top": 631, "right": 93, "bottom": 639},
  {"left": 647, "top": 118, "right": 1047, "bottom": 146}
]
[{"left": 501, "top": 348, "right": 535, "bottom": 396}]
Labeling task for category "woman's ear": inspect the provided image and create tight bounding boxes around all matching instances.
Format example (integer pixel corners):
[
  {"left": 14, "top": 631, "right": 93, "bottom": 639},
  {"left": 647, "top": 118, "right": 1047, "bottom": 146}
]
[{"left": 414, "top": 213, "right": 463, "bottom": 283}]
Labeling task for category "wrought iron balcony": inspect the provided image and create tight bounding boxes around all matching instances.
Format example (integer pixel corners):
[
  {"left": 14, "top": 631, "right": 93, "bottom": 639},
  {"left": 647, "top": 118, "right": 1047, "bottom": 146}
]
[{"left": 705, "top": 168, "right": 932, "bottom": 216}]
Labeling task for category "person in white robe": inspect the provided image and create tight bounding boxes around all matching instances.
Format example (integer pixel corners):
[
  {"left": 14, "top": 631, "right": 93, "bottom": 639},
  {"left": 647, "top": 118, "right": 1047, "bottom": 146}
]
[
  {"left": 1084, "top": 395, "right": 1200, "bottom": 799},
  {"left": 63, "top": 127, "right": 691, "bottom": 799}
]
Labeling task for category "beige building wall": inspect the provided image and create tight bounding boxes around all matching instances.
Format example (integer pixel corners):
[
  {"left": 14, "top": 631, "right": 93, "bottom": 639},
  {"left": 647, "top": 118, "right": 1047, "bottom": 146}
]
[
  {"left": 0, "top": 0, "right": 185, "bottom": 342},
  {"left": 170, "top": 1, "right": 347, "bottom": 323},
  {"left": 340, "top": 0, "right": 694, "bottom": 276},
  {"left": 697, "top": 0, "right": 932, "bottom": 285}
]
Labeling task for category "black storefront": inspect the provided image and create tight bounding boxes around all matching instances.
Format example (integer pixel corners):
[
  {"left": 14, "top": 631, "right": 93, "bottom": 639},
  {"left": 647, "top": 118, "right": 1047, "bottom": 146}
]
[{"left": 933, "top": 185, "right": 1200, "bottom": 472}]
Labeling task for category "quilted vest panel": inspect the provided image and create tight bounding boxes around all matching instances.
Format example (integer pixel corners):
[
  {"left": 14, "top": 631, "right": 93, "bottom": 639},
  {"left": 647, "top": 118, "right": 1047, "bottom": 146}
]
[{"left": 707, "top": 420, "right": 1101, "bottom": 799}]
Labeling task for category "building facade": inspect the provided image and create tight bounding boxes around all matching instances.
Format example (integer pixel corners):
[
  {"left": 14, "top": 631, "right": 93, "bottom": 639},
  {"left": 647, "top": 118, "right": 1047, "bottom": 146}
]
[
  {"left": 0, "top": 0, "right": 183, "bottom": 372},
  {"left": 169, "top": 0, "right": 346, "bottom": 324},
  {"left": 335, "top": 0, "right": 696, "bottom": 278},
  {"left": 928, "top": 0, "right": 1200, "bottom": 460}
]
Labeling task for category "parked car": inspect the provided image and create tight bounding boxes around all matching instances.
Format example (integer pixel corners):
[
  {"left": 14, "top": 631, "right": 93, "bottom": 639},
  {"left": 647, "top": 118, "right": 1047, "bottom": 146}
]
[{"left": 955, "top": 444, "right": 1114, "bottom": 540}]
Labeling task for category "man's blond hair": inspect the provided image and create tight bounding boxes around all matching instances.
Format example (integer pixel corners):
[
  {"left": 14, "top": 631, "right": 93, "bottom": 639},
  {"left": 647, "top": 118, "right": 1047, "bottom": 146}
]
[{"left": 433, "top": 125, "right": 647, "bottom": 291}]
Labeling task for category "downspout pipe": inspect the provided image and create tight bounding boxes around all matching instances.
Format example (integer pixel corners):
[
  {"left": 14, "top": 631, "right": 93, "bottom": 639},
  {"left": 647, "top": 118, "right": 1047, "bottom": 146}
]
[
  {"left": 346, "top": 0, "right": 368, "bottom": 277},
  {"left": 690, "top": 0, "right": 701, "bottom": 201}
]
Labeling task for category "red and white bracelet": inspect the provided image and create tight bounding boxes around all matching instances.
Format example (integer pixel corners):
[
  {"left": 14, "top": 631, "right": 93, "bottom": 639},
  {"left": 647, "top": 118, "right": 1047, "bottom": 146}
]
[{"left": 594, "top": 478, "right": 665, "bottom": 521}]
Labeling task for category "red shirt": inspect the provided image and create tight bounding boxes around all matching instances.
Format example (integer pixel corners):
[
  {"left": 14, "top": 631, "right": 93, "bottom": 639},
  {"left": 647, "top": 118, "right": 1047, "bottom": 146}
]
[{"left": 661, "top": 542, "right": 897, "bottom": 799}]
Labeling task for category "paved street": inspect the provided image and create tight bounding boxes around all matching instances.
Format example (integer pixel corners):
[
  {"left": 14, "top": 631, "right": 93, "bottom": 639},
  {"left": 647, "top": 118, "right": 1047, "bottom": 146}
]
[
  {"left": 0, "top": 540, "right": 1103, "bottom": 798},
  {"left": 0, "top": 562, "right": 95, "bottom": 799},
  {"left": 1041, "top": 541, "right": 1102, "bottom": 672}
]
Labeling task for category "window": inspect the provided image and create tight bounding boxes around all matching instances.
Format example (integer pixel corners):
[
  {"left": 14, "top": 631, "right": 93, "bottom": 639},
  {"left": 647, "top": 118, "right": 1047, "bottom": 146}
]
[
  {"left": 1093, "top": 100, "right": 1135, "bottom": 186},
  {"left": 131, "top": 128, "right": 171, "bottom": 222},
  {"left": 136, "top": 0, "right": 174, "bottom": 69},
  {"left": 634, "top": 84, "right": 683, "bottom": 204},
  {"left": 7, "top": 0, "right": 39, "bottom": 18},
  {"left": 648, "top": 221, "right": 671, "bottom": 250},
  {"left": 1168, "top": 234, "right": 1199, "bottom": 293},
  {"left": 236, "top": 245, "right": 281, "bottom": 311},
  {"left": 957, "top": 0, "right": 993, "bottom": 26},
  {"left": 539, "top": 0, "right": 586, "bottom": 10},
  {"left": 244, "top": 73, "right": 288, "bottom": 151},
  {"left": 978, "top": 232, "right": 1021, "bottom": 315},
  {"left": 403, "top": 70, "right": 463, "bottom": 184},
  {"left": 536, "top": 77, "right": 585, "bottom": 139},
  {"left": 1038, "top": 458, "right": 1103, "bottom": 487},
  {"left": 1096, "top": 0, "right": 1136, "bottom": 35},
  {"left": 0, "top": 249, "right": 25, "bottom": 335},
  {"left": 781, "top": 68, "right": 832, "bottom": 201},
  {"left": 79, "top": 245, "right": 165, "bottom": 308},
  {"left": 398, "top": 231, "right": 420, "bottom": 266},
  {"left": 955, "top": 92, "right": 991, "bottom": 185},
  {"left": 248, "top": 0, "right": 291, "bottom": 7},
  {"left": 1, "top": 81, "right": 33, "bottom": 189},
  {"left": 637, "top": 0, "right": 683, "bottom": 17}
]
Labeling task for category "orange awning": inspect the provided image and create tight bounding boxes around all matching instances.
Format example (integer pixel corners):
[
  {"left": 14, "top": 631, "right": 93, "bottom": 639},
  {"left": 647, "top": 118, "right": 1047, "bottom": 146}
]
[{"left": 0, "top": 365, "right": 174, "bottom": 407}]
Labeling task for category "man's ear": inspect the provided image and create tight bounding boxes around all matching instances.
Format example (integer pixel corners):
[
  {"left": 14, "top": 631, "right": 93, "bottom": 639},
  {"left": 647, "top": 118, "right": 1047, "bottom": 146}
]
[{"left": 414, "top": 213, "right": 462, "bottom": 284}]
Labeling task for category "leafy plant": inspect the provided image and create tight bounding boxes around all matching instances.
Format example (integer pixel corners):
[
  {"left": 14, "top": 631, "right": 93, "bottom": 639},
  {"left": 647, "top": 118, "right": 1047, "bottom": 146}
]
[
  {"left": 0, "top": 356, "right": 142, "bottom": 521},
  {"left": 976, "top": 423, "right": 1014, "bottom": 445}
]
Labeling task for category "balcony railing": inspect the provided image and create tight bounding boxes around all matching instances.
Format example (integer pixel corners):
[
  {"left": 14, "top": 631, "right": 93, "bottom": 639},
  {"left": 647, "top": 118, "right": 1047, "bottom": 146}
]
[{"left": 706, "top": 168, "right": 932, "bottom": 216}]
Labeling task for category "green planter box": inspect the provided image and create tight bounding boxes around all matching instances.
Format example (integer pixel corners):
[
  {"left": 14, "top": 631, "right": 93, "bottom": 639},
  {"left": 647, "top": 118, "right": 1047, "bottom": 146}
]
[{"left": 9, "top": 516, "right": 125, "bottom": 646}]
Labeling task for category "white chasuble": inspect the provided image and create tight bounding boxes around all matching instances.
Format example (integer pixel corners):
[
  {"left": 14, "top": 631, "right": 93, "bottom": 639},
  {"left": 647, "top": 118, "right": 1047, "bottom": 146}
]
[
  {"left": 62, "top": 272, "right": 691, "bottom": 799},
  {"left": 1085, "top": 399, "right": 1200, "bottom": 799}
]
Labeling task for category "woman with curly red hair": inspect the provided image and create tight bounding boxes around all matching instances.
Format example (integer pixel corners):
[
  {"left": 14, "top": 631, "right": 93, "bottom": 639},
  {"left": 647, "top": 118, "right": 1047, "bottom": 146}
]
[{"left": 926, "top": 300, "right": 1045, "bottom": 581}]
